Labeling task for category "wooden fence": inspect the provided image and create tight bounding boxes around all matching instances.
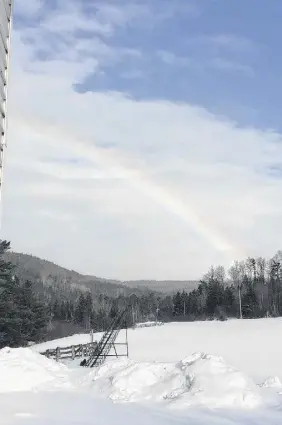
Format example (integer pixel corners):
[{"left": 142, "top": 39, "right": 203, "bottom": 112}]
[{"left": 41, "top": 341, "right": 98, "bottom": 362}]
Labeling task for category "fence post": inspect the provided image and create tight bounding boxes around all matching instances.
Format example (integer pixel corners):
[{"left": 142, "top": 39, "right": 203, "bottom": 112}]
[
  {"left": 56, "top": 347, "right": 61, "bottom": 362},
  {"left": 72, "top": 345, "right": 75, "bottom": 360},
  {"left": 90, "top": 330, "right": 94, "bottom": 343},
  {"left": 126, "top": 326, "right": 129, "bottom": 358}
]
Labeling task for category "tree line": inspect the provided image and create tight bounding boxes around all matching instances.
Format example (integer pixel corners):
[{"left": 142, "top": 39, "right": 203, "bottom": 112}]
[
  {"left": 1, "top": 237, "right": 282, "bottom": 348},
  {"left": 51, "top": 251, "right": 282, "bottom": 327},
  {"left": 172, "top": 252, "right": 282, "bottom": 320}
]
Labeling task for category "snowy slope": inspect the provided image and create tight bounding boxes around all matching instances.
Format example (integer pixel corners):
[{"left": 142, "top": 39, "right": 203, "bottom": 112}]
[{"left": 2, "top": 319, "right": 282, "bottom": 424}]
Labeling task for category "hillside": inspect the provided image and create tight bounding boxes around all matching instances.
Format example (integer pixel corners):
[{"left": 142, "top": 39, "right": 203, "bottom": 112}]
[
  {"left": 4, "top": 252, "right": 149, "bottom": 300},
  {"left": 122, "top": 279, "right": 199, "bottom": 293},
  {"left": 4, "top": 252, "right": 199, "bottom": 297}
]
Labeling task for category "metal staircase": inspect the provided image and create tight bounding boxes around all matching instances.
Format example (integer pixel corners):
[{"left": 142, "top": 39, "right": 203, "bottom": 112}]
[{"left": 85, "top": 307, "right": 128, "bottom": 368}]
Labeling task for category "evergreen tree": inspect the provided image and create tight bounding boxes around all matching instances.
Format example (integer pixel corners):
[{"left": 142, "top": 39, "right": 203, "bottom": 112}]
[
  {"left": 206, "top": 280, "right": 224, "bottom": 317},
  {"left": 242, "top": 283, "right": 259, "bottom": 318},
  {"left": 52, "top": 300, "right": 61, "bottom": 320},
  {"left": 223, "top": 286, "right": 236, "bottom": 316},
  {"left": 173, "top": 291, "right": 183, "bottom": 316},
  {"left": 0, "top": 274, "right": 22, "bottom": 347},
  {"left": 0, "top": 241, "right": 48, "bottom": 348},
  {"left": 18, "top": 280, "right": 48, "bottom": 343},
  {"left": 74, "top": 294, "right": 85, "bottom": 325},
  {"left": 65, "top": 301, "right": 74, "bottom": 322}
]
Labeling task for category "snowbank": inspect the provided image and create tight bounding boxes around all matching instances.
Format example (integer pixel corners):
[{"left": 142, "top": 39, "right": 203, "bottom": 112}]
[
  {"left": 0, "top": 347, "right": 69, "bottom": 392},
  {"left": 33, "top": 333, "right": 93, "bottom": 352},
  {"left": 134, "top": 322, "right": 164, "bottom": 329},
  {"left": 87, "top": 352, "right": 262, "bottom": 409},
  {"left": 3, "top": 320, "right": 282, "bottom": 424},
  {"left": 260, "top": 376, "right": 282, "bottom": 389}
]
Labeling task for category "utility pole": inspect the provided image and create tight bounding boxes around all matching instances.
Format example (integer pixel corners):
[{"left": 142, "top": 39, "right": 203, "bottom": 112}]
[
  {"left": 131, "top": 305, "right": 135, "bottom": 326},
  {"left": 238, "top": 284, "right": 242, "bottom": 320},
  {"left": 0, "top": 1, "right": 14, "bottom": 218},
  {"left": 156, "top": 307, "right": 160, "bottom": 323}
]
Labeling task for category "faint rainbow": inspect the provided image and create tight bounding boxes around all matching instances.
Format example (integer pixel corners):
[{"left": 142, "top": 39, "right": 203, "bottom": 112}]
[{"left": 14, "top": 116, "right": 242, "bottom": 260}]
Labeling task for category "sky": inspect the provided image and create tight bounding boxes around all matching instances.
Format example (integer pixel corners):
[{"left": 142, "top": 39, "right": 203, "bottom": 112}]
[{"left": 2, "top": 0, "right": 282, "bottom": 280}]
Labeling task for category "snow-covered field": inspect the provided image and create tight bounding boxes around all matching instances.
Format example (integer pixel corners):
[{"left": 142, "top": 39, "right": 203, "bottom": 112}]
[{"left": 2, "top": 319, "right": 282, "bottom": 424}]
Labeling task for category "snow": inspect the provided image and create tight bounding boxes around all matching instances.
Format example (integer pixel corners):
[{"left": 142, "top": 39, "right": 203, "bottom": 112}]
[
  {"left": 34, "top": 318, "right": 282, "bottom": 382},
  {"left": 134, "top": 321, "right": 164, "bottom": 328},
  {"left": 261, "top": 376, "right": 282, "bottom": 389},
  {"left": 87, "top": 353, "right": 261, "bottom": 408},
  {"left": 0, "top": 347, "right": 69, "bottom": 392},
  {"left": 2, "top": 318, "right": 282, "bottom": 424},
  {"left": 125, "top": 319, "right": 282, "bottom": 383},
  {"left": 34, "top": 332, "right": 101, "bottom": 352}
]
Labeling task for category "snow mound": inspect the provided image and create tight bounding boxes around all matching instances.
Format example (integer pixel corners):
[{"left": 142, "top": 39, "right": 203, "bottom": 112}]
[
  {"left": 260, "top": 376, "right": 282, "bottom": 389},
  {"left": 134, "top": 321, "right": 164, "bottom": 328},
  {"left": 89, "top": 352, "right": 262, "bottom": 409},
  {"left": 0, "top": 347, "right": 69, "bottom": 392}
]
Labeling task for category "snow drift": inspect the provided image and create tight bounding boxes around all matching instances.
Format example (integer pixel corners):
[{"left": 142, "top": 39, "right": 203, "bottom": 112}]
[
  {"left": 0, "top": 345, "right": 265, "bottom": 410},
  {"left": 88, "top": 352, "right": 262, "bottom": 409},
  {"left": 134, "top": 321, "right": 164, "bottom": 329},
  {"left": 0, "top": 347, "right": 69, "bottom": 392},
  {"left": 260, "top": 376, "right": 282, "bottom": 389}
]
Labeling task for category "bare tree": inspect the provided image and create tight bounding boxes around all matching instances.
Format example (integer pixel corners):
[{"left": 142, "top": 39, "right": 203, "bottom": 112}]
[
  {"left": 256, "top": 257, "right": 267, "bottom": 312},
  {"left": 229, "top": 261, "right": 245, "bottom": 319}
]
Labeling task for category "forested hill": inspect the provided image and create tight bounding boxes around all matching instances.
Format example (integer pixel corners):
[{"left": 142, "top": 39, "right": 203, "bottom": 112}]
[
  {"left": 4, "top": 252, "right": 199, "bottom": 300},
  {"left": 123, "top": 279, "right": 199, "bottom": 293},
  {"left": 3, "top": 252, "right": 147, "bottom": 300}
]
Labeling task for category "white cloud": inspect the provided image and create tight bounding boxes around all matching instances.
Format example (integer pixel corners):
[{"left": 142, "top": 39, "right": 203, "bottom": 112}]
[
  {"left": 184, "top": 33, "right": 256, "bottom": 77},
  {"left": 14, "top": 0, "right": 43, "bottom": 18},
  {"left": 210, "top": 57, "right": 254, "bottom": 77},
  {"left": 16, "top": 2, "right": 144, "bottom": 83},
  {"left": 207, "top": 34, "right": 255, "bottom": 52},
  {"left": 2, "top": 0, "right": 282, "bottom": 280},
  {"left": 187, "top": 33, "right": 256, "bottom": 56},
  {"left": 156, "top": 51, "right": 254, "bottom": 78},
  {"left": 156, "top": 50, "right": 197, "bottom": 69}
]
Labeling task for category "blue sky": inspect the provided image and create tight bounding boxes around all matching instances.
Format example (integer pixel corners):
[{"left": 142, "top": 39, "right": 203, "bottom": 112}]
[
  {"left": 15, "top": 0, "right": 282, "bottom": 130},
  {"left": 3, "top": 0, "right": 282, "bottom": 279}
]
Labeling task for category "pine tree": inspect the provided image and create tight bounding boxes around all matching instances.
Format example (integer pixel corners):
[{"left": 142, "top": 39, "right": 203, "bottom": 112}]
[
  {"left": 52, "top": 300, "right": 61, "bottom": 320},
  {"left": 0, "top": 241, "right": 48, "bottom": 348},
  {"left": 66, "top": 301, "right": 74, "bottom": 322},
  {"left": 223, "top": 286, "right": 236, "bottom": 316},
  {"left": 186, "top": 290, "right": 199, "bottom": 318},
  {"left": 0, "top": 241, "right": 22, "bottom": 347},
  {"left": 242, "top": 283, "right": 259, "bottom": 318},
  {"left": 30, "top": 300, "right": 49, "bottom": 342},
  {"left": 206, "top": 280, "right": 224, "bottom": 317},
  {"left": 0, "top": 275, "right": 22, "bottom": 347},
  {"left": 74, "top": 294, "right": 85, "bottom": 325},
  {"left": 159, "top": 296, "right": 174, "bottom": 321},
  {"left": 173, "top": 291, "right": 183, "bottom": 316}
]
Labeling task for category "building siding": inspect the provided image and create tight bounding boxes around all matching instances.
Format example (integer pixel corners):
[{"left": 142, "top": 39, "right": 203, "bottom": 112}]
[{"left": 0, "top": 0, "right": 12, "bottom": 192}]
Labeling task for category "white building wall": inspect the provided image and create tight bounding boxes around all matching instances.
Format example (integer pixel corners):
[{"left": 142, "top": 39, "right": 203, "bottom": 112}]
[{"left": 0, "top": 0, "right": 12, "bottom": 192}]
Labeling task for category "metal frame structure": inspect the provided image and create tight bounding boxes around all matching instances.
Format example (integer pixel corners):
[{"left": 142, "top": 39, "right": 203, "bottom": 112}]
[
  {"left": 0, "top": 0, "right": 13, "bottom": 208},
  {"left": 84, "top": 307, "right": 129, "bottom": 368}
]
